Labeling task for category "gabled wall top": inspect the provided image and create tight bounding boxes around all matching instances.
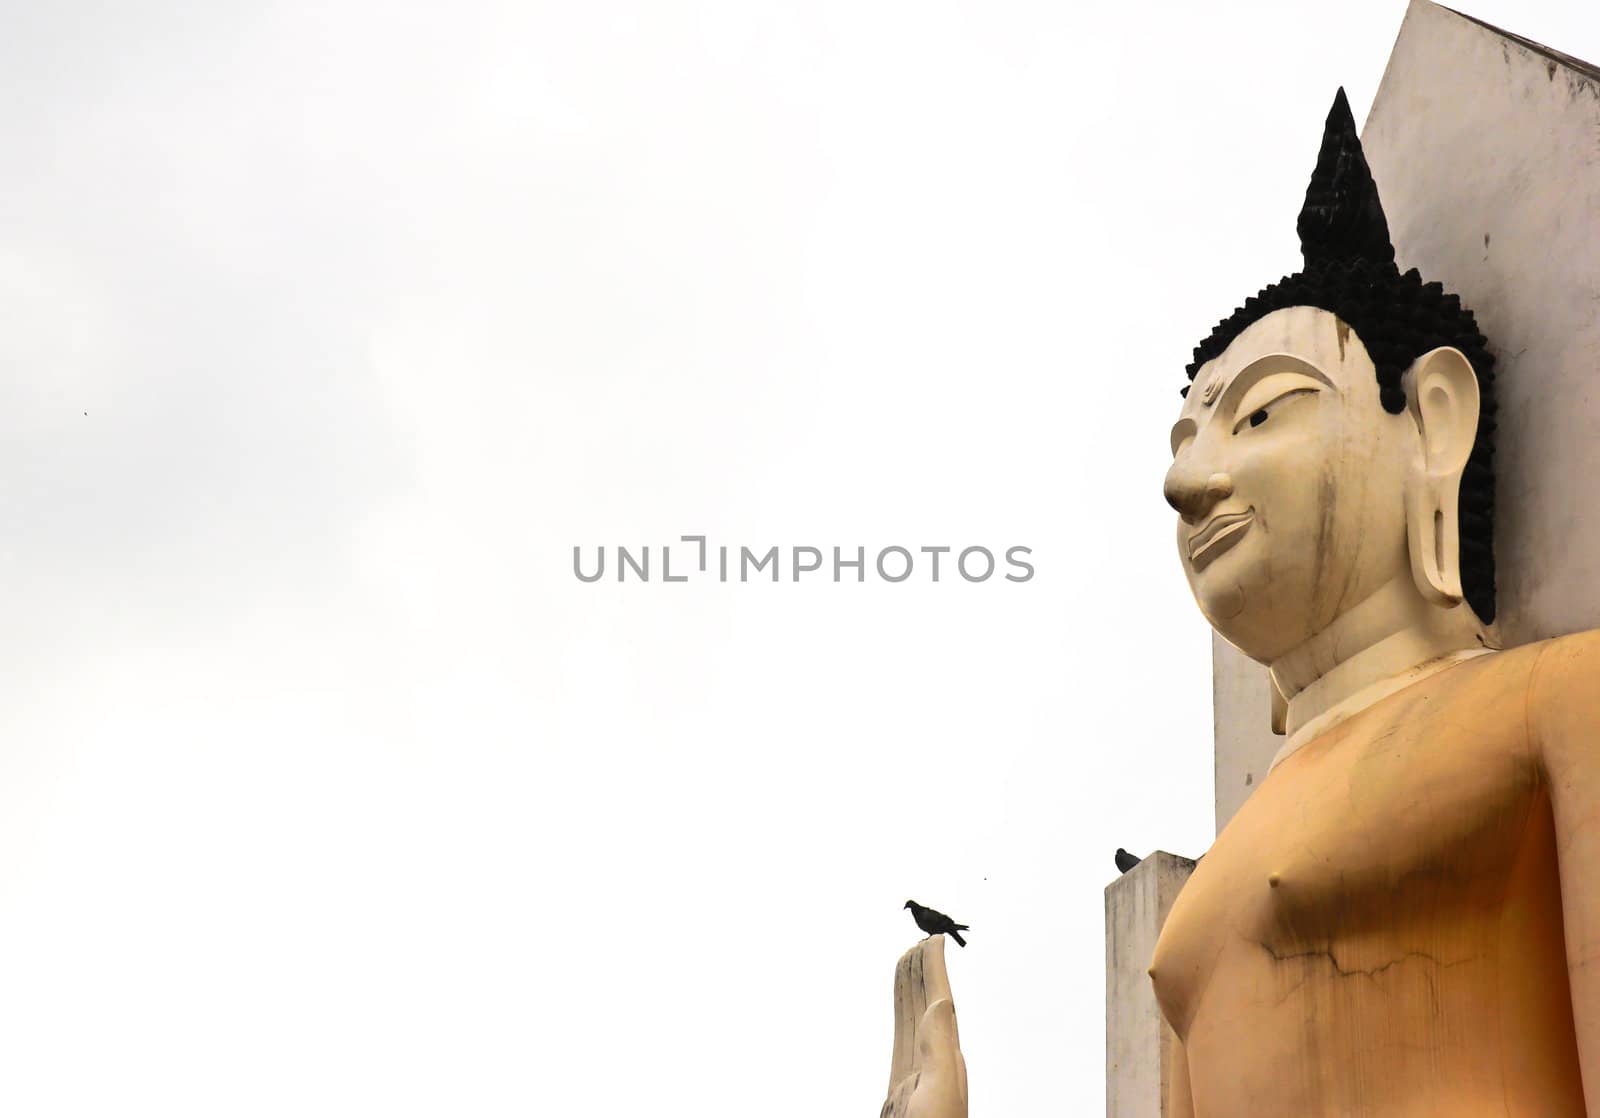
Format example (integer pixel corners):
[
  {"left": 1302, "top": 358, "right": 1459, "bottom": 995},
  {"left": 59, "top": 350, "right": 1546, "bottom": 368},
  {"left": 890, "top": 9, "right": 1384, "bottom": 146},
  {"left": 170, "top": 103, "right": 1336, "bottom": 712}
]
[{"left": 1444, "top": 4, "right": 1600, "bottom": 84}]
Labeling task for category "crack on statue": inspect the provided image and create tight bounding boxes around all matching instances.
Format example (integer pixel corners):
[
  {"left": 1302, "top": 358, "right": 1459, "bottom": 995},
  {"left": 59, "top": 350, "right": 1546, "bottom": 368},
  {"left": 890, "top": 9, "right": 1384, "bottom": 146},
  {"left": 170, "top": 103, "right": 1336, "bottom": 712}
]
[{"left": 1252, "top": 937, "right": 1475, "bottom": 982}]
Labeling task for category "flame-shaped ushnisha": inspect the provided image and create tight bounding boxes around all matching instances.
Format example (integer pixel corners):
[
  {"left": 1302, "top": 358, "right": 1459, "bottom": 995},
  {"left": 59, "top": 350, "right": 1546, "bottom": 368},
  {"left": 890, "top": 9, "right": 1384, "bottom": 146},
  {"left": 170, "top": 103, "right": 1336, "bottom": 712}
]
[{"left": 1296, "top": 88, "right": 1396, "bottom": 269}]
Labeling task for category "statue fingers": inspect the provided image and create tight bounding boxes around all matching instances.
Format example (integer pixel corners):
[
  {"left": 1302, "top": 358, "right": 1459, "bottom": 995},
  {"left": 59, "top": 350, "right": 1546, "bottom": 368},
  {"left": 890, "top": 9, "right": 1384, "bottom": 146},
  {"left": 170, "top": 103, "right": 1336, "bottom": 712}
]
[
  {"left": 889, "top": 943, "right": 927, "bottom": 1091},
  {"left": 885, "top": 942, "right": 966, "bottom": 1118},
  {"left": 915, "top": 934, "right": 953, "bottom": 1009}
]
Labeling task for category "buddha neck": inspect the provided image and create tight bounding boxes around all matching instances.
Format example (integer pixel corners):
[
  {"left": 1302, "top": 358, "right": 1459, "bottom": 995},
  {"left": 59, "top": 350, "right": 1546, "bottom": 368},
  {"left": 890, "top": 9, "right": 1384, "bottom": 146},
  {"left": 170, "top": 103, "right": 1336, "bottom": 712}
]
[{"left": 1268, "top": 575, "right": 1494, "bottom": 761}]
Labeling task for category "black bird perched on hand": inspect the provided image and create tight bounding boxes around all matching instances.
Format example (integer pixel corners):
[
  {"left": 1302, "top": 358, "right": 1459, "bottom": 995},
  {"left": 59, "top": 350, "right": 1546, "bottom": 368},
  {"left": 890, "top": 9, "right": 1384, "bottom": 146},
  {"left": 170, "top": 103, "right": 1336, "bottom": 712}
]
[
  {"left": 904, "top": 900, "right": 968, "bottom": 947},
  {"left": 1115, "top": 848, "right": 1142, "bottom": 874}
]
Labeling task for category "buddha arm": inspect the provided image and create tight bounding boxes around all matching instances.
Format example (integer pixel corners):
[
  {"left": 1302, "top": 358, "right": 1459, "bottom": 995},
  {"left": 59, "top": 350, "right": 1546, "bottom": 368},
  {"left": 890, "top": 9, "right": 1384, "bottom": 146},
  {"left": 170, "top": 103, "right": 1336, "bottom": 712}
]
[{"left": 1534, "top": 631, "right": 1600, "bottom": 1110}]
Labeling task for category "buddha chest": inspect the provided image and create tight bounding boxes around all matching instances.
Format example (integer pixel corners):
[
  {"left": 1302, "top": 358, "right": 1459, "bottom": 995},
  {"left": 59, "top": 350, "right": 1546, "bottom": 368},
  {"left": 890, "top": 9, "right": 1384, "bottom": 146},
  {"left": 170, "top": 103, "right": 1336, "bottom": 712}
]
[{"left": 1149, "top": 644, "right": 1584, "bottom": 1114}]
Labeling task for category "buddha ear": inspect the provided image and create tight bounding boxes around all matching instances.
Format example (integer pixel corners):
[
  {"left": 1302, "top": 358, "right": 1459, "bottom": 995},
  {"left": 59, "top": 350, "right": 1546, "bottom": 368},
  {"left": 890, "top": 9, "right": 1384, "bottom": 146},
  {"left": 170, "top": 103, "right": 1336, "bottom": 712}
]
[{"left": 1403, "top": 347, "right": 1480, "bottom": 607}]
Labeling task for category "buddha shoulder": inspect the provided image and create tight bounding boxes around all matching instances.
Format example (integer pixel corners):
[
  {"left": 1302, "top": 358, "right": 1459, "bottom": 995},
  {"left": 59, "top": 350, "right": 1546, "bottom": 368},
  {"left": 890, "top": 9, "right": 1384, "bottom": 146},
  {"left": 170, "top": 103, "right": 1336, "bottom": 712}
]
[{"left": 1526, "top": 628, "right": 1600, "bottom": 753}]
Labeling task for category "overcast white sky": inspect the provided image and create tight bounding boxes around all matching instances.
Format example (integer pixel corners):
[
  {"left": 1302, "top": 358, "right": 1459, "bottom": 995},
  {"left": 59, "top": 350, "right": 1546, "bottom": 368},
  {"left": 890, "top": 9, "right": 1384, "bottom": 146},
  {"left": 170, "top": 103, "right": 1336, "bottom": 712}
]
[{"left": 2, "top": 1, "right": 1596, "bottom": 1114}]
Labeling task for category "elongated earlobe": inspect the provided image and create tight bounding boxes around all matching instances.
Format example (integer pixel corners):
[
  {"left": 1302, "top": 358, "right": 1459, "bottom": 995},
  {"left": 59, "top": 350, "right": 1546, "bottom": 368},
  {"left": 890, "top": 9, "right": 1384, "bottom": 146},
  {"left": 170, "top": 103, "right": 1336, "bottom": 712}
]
[{"left": 1404, "top": 347, "right": 1480, "bottom": 606}]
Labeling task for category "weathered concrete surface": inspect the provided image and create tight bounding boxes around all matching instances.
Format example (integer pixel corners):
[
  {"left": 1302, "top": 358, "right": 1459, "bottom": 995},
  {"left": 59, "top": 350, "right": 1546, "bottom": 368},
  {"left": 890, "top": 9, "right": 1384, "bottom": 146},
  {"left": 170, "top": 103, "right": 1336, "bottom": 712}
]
[
  {"left": 1211, "top": 635, "right": 1280, "bottom": 833},
  {"left": 1106, "top": 852, "right": 1196, "bottom": 1118},
  {"left": 1366, "top": 0, "right": 1600, "bottom": 648}
]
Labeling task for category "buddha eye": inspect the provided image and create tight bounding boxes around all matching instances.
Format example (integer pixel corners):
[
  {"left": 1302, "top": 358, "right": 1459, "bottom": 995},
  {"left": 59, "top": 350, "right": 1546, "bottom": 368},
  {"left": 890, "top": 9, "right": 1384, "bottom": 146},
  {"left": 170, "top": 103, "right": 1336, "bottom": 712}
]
[{"left": 1232, "top": 385, "right": 1319, "bottom": 435}]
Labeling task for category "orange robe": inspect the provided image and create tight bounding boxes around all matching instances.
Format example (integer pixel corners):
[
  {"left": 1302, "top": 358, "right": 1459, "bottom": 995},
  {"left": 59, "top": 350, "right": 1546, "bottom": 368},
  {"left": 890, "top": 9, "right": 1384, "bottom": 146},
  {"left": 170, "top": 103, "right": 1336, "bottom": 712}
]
[{"left": 1151, "top": 631, "right": 1600, "bottom": 1115}]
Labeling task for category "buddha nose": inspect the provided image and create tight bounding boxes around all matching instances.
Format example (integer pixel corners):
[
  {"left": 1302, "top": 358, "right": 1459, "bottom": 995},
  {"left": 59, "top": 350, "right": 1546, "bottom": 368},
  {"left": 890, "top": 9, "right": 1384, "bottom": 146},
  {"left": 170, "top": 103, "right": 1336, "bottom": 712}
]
[{"left": 1163, "top": 467, "right": 1234, "bottom": 523}]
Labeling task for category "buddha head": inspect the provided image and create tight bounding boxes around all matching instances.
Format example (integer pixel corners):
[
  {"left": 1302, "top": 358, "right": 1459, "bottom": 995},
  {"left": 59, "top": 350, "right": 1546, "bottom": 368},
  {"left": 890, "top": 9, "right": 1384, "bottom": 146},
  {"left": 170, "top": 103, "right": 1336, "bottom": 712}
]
[{"left": 1163, "top": 90, "right": 1497, "bottom": 667}]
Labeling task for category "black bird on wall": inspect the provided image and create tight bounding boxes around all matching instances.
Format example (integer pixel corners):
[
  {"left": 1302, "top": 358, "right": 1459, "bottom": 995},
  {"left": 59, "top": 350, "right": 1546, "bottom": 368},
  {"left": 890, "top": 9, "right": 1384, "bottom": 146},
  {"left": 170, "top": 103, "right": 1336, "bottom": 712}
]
[
  {"left": 1115, "top": 848, "right": 1143, "bottom": 874},
  {"left": 904, "top": 900, "right": 968, "bottom": 947}
]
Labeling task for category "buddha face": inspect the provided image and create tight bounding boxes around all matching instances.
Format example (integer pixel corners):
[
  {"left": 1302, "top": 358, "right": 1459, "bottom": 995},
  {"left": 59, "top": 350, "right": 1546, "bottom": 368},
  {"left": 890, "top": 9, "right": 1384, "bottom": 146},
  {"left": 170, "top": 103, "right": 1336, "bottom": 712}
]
[{"left": 1163, "top": 306, "right": 1419, "bottom": 663}]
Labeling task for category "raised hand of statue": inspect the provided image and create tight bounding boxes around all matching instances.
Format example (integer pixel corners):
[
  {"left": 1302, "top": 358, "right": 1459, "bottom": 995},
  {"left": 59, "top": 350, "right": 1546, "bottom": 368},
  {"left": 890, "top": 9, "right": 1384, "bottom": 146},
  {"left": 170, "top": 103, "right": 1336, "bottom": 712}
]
[{"left": 880, "top": 935, "right": 968, "bottom": 1118}]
